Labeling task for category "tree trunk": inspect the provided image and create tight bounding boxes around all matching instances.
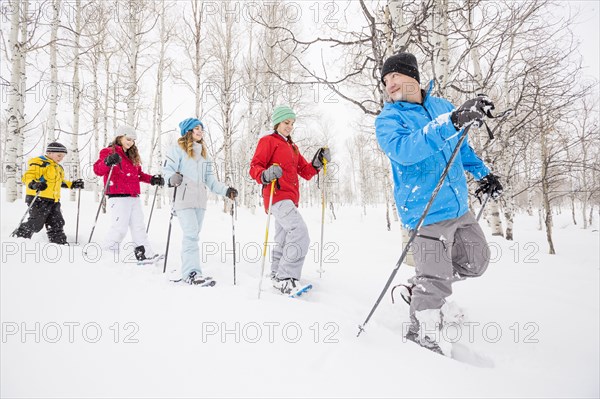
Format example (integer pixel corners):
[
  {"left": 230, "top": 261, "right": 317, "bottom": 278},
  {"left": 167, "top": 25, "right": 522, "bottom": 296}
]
[
  {"left": 387, "top": 0, "right": 408, "bottom": 54},
  {"left": 69, "top": 0, "right": 82, "bottom": 201},
  {"left": 433, "top": 0, "right": 449, "bottom": 96},
  {"left": 5, "top": 0, "right": 23, "bottom": 203},
  {"left": 16, "top": 0, "right": 28, "bottom": 200},
  {"left": 540, "top": 123, "right": 556, "bottom": 254},
  {"left": 90, "top": 47, "right": 100, "bottom": 201},
  {"left": 148, "top": 0, "right": 167, "bottom": 210},
  {"left": 192, "top": 0, "right": 203, "bottom": 117},
  {"left": 570, "top": 194, "right": 577, "bottom": 225},
  {"left": 46, "top": 0, "right": 60, "bottom": 144},
  {"left": 126, "top": 3, "right": 140, "bottom": 126},
  {"left": 503, "top": 181, "right": 515, "bottom": 241}
]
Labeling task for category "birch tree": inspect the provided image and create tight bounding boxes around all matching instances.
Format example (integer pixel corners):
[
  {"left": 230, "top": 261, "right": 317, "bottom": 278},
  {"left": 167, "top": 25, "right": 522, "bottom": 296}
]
[
  {"left": 4, "top": 0, "right": 24, "bottom": 202},
  {"left": 207, "top": 10, "right": 241, "bottom": 211},
  {"left": 146, "top": 0, "right": 174, "bottom": 209},
  {"left": 68, "top": 0, "right": 82, "bottom": 201},
  {"left": 45, "top": 0, "right": 61, "bottom": 144}
]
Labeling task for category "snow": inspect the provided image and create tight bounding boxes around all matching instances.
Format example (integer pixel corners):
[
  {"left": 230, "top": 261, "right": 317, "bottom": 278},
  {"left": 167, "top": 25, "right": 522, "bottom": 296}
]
[
  {"left": 1, "top": 189, "right": 599, "bottom": 398},
  {"left": 423, "top": 112, "right": 452, "bottom": 135}
]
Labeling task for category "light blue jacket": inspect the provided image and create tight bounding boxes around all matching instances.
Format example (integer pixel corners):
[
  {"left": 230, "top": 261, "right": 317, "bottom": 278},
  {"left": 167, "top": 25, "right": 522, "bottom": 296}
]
[
  {"left": 375, "top": 81, "right": 489, "bottom": 229},
  {"left": 163, "top": 143, "right": 228, "bottom": 210}
]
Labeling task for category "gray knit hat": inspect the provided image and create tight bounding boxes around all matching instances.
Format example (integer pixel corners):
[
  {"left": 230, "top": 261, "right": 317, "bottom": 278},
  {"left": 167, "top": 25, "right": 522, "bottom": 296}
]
[{"left": 46, "top": 142, "right": 68, "bottom": 154}]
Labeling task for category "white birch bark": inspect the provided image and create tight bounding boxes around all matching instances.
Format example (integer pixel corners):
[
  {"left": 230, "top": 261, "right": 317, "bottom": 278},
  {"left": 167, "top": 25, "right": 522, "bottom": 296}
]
[
  {"left": 5, "top": 0, "right": 22, "bottom": 203},
  {"left": 15, "top": 0, "right": 28, "bottom": 200},
  {"left": 433, "top": 0, "right": 449, "bottom": 96},
  {"left": 69, "top": 0, "right": 82, "bottom": 201},
  {"left": 46, "top": 0, "right": 61, "bottom": 144}
]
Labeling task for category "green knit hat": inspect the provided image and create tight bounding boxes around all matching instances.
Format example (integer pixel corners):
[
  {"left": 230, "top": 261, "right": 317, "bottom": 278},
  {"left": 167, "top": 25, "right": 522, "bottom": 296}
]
[{"left": 271, "top": 105, "right": 296, "bottom": 126}]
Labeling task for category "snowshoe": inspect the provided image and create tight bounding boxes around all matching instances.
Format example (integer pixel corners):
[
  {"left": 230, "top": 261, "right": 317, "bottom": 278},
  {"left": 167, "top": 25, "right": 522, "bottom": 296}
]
[
  {"left": 184, "top": 271, "right": 216, "bottom": 287},
  {"left": 405, "top": 330, "right": 444, "bottom": 356}
]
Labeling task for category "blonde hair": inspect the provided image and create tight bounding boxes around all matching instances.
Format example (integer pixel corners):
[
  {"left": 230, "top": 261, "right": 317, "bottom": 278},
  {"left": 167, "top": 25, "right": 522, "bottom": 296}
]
[
  {"left": 178, "top": 131, "right": 207, "bottom": 159},
  {"left": 111, "top": 136, "right": 141, "bottom": 165}
]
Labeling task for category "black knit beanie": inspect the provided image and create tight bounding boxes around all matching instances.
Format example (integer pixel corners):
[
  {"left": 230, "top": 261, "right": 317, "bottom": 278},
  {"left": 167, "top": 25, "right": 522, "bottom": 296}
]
[
  {"left": 381, "top": 52, "right": 420, "bottom": 85},
  {"left": 46, "top": 142, "right": 68, "bottom": 154}
]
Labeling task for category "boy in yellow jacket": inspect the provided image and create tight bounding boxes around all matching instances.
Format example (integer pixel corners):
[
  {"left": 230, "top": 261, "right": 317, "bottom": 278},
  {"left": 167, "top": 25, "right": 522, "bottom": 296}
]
[{"left": 13, "top": 142, "right": 84, "bottom": 244}]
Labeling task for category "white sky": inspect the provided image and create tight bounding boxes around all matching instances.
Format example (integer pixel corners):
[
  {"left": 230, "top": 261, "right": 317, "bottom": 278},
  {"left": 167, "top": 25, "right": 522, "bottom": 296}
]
[{"left": 560, "top": 1, "right": 600, "bottom": 80}]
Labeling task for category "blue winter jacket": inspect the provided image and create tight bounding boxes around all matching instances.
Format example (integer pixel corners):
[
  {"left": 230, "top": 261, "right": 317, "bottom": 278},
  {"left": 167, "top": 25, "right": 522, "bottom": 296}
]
[
  {"left": 375, "top": 81, "right": 489, "bottom": 229},
  {"left": 163, "top": 143, "right": 229, "bottom": 211}
]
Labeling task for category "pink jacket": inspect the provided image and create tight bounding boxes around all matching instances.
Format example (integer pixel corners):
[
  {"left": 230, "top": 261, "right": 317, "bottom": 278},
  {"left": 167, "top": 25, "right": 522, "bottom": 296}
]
[{"left": 93, "top": 145, "right": 152, "bottom": 196}]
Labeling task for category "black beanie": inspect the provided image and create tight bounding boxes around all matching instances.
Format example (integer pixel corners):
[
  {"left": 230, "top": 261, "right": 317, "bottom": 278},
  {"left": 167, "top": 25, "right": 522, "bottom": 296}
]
[
  {"left": 46, "top": 142, "right": 68, "bottom": 154},
  {"left": 381, "top": 52, "right": 420, "bottom": 85}
]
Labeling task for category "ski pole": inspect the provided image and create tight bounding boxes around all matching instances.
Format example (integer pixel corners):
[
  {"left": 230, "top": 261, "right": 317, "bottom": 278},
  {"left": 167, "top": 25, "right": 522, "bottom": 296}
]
[
  {"left": 318, "top": 157, "right": 328, "bottom": 277},
  {"left": 146, "top": 185, "right": 159, "bottom": 233},
  {"left": 75, "top": 183, "right": 82, "bottom": 244},
  {"left": 87, "top": 165, "right": 114, "bottom": 244},
  {"left": 476, "top": 194, "right": 491, "bottom": 222},
  {"left": 162, "top": 185, "right": 178, "bottom": 273},
  {"left": 230, "top": 196, "right": 237, "bottom": 285},
  {"left": 10, "top": 190, "right": 42, "bottom": 237},
  {"left": 258, "top": 173, "right": 278, "bottom": 299}
]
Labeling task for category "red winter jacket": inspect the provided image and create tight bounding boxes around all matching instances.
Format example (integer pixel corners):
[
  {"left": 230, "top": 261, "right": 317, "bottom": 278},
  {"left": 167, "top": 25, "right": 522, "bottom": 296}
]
[
  {"left": 93, "top": 145, "right": 152, "bottom": 196},
  {"left": 249, "top": 132, "right": 318, "bottom": 212}
]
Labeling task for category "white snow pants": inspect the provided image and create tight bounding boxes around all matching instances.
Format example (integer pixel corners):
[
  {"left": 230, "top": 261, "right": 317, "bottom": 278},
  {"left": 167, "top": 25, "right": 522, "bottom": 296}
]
[{"left": 103, "top": 196, "right": 155, "bottom": 257}]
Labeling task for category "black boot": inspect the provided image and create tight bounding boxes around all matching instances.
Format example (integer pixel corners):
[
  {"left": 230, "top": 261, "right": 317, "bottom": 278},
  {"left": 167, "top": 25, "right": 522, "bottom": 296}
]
[{"left": 134, "top": 245, "right": 147, "bottom": 261}]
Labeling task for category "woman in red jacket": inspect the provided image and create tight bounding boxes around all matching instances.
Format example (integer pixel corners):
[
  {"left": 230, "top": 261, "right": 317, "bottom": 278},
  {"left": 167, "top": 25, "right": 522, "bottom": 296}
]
[
  {"left": 93, "top": 125, "right": 164, "bottom": 262},
  {"left": 249, "top": 106, "right": 330, "bottom": 294}
]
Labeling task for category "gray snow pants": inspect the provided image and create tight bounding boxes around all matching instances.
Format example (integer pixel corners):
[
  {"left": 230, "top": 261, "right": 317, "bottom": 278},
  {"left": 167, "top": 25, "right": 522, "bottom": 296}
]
[
  {"left": 270, "top": 200, "right": 310, "bottom": 280},
  {"left": 409, "top": 211, "right": 490, "bottom": 324}
]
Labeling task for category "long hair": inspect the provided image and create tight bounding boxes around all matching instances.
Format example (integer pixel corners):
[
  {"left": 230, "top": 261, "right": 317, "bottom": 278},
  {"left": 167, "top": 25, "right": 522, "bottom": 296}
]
[
  {"left": 177, "top": 131, "right": 207, "bottom": 159},
  {"left": 111, "top": 136, "right": 141, "bottom": 165},
  {"left": 274, "top": 124, "right": 298, "bottom": 154}
]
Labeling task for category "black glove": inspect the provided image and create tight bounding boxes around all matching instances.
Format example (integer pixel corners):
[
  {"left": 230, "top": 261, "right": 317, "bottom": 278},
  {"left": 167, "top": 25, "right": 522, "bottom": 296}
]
[
  {"left": 261, "top": 165, "right": 283, "bottom": 184},
  {"left": 311, "top": 147, "right": 331, "bottom": 170},
  {"left": 104, "top": 153, "right": 122, "bottom": 167},
  {"left": 150, "top": 175, "right": 164, "bottom": 186},
  {"left": 28, "top": 180, "right": 48, "bottom": 192},
  {"left": 226, "top": 187, "right": 238, "bottom": 199},
  {"left": 71, "top": 179, "right": 85, "bottom": 189},
  {"left": 169, "top": 172, "right": 183, "bottom": 187},
  {"left": 475, "top": 173, "right": 503, "bottom": 201},
  {"left": 451, "top": 95, "right": 495, "bottom": 130}
]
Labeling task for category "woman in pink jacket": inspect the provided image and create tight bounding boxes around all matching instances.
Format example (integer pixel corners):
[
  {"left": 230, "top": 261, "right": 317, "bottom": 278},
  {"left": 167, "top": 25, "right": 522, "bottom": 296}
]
[{"left": 93, "top": 125, "right": 164, "bottom": 262}]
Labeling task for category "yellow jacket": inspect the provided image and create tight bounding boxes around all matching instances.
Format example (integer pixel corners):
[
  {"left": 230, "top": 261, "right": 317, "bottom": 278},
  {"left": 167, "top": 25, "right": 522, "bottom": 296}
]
[{"left": 22, "top": 156, "right": 72, "bottom": 202}]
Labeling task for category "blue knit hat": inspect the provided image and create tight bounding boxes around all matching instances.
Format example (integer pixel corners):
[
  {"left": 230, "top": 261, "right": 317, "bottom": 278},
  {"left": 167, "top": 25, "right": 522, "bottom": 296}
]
[
  {"left": 179, "top": 118, "right": 204, "bottom": 136},
  {"left": 271, "top": 105, "right": 296, "bottom": 126}
]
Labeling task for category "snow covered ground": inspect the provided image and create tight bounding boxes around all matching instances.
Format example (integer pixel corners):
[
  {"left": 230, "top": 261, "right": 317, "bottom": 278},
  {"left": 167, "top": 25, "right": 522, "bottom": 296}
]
[{"left": 1, "top": 189, "right": 599, "bottom": 398}]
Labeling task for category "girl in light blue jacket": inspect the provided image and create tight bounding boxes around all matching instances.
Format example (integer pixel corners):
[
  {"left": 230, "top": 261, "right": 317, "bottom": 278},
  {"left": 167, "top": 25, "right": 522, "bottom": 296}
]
[{"left": 163, "top": 118, "right": 238, "bottom": 286}]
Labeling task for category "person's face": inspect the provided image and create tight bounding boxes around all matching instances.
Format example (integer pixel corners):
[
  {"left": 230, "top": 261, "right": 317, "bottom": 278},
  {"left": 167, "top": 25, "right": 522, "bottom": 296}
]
[
  {"left": 120, "top": 136, "right": 135, "bottom": 150},
  {"left": 191, "top": 125, "right": 203, "bottom": 141},
  {"left": 276, "top": 119, "right": 295, "bottom": 137},
  {"left": 383, "top": 72, "right": 420, "bottom": 102},
  {"left": 46, "top": 152, "right": 66, "bottom": 163}
]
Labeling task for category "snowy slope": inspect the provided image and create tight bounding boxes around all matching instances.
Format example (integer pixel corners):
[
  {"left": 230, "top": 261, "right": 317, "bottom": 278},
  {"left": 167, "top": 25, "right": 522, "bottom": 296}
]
[{"left": 1, "top": 189, "right": 598, "bottom": 398}]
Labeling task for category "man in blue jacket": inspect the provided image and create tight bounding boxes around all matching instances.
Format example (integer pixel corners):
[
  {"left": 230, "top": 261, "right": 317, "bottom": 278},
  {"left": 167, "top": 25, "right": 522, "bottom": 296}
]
[{"left": 375, "top": 52, "right": 503, "bottom": 355}]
